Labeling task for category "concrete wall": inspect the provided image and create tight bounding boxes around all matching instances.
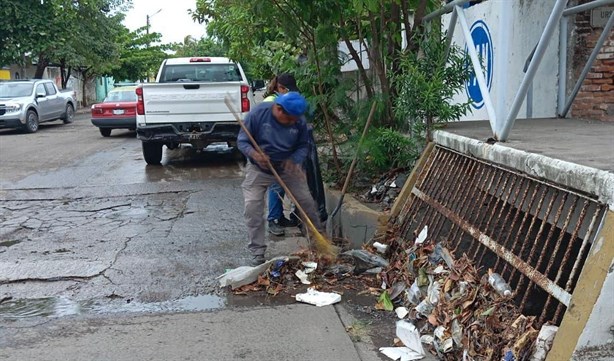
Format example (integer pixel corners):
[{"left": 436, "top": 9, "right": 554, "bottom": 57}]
[
  {"left": 325, "top": 188, "right": 388, "bottom": 249},
  {"left": 443, "top": 0, "right": 560, "bottom": 121},
  {"left": 548, "top": 211, "right": 614, "bottom": 360},
  {"left": 573, "top": 258, "right": 614, "bottom": 360}
]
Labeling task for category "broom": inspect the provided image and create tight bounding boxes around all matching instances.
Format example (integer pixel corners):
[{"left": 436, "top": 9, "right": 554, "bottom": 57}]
[{"left": 224, "top": 96, "right": 338, "bottom": 259}]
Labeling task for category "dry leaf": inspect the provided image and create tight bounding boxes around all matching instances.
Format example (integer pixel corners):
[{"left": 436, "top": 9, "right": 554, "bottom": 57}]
[{"left": 444, "top": 278, "right": 454, "bottom": 293}]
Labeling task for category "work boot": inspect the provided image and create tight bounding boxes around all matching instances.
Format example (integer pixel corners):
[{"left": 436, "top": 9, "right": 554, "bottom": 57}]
[
  {"left": 278, "top": 216, "right": 298, "bottom": 227},
  {"left": 268, "top": 219, "right": 285, "bottom": 236},
  {"left": 250, "top": 254, "right": 265, "bottom": 266}
]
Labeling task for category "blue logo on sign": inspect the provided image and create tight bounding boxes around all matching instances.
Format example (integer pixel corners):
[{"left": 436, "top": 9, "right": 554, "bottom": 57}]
[{"left": 465, "top": 20, "right": 493, "bottom": 109}]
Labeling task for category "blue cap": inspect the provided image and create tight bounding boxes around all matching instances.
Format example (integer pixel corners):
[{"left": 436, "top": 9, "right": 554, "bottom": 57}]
[{"left": 274, "top": 92, "right": 307, "bottom": 116}]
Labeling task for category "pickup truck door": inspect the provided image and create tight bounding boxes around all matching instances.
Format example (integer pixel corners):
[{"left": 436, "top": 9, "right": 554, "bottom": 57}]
[
  {"left": 34, "top": 84, "right": 53, "bottom": 121},
  {"left": 43, "top": 82, "right": 64, "bottom": 118}
]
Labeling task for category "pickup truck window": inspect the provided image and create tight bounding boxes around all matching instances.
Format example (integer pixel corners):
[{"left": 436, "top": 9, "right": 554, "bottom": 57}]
[
  {"left": 43, "top": 82, "right": 57, "bottom": 95},
  {"left": 0, "top": 83, "right": 33, "bottom": 98},
  {"left": 35, "top": 84, "right": 46, "bottom": 96},
  {"left": 159, "top": 63, "right": 242, "bottom": 83}
]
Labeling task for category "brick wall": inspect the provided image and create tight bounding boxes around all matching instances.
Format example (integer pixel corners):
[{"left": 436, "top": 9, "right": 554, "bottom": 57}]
[{"left": 571, "top": 4, "right": 614, "bottom": 121}]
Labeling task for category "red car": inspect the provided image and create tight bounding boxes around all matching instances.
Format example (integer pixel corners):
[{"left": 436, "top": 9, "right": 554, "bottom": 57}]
[{"left": 91, "top": 86, "right": 137, "bottom": 137}]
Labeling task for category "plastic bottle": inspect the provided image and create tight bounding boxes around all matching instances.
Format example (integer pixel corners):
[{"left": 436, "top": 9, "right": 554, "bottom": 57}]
[{"left": 488, "top": 270, "right": 512, "bottom": 297}]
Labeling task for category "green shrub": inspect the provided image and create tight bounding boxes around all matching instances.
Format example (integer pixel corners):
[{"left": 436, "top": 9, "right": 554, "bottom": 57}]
[
  {"left": 356, "top": 127, "right": 419, "bottom": 176},
  {"left": 392, "top": 30, "right": 472, "bottom": 143}
]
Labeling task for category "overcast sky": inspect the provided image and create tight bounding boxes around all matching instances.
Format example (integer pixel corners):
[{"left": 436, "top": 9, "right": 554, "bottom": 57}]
[{"left": 122, "top": 0, "right": 206, "bottom": 44}]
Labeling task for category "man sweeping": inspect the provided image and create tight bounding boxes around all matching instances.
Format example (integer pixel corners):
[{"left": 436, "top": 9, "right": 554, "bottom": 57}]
[{"left": 237, "top": 92, "right": 325, "bottom": 266}]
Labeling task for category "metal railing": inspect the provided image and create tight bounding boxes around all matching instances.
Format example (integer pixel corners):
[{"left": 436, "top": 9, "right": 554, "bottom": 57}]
[
  {"left": 394, "top": 145, "right": 606, "bottom": 325},
  {"left": 425, "top": 0, "right": 614, "bottom": 141}
]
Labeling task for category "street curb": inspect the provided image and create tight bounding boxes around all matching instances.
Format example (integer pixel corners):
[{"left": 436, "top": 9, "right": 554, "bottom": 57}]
[
  {"left": 334, "top": 304, "right": 384, "bottom": 361},
  {"left": 325, "top": 187, "right": 389, "bottom": 249}
]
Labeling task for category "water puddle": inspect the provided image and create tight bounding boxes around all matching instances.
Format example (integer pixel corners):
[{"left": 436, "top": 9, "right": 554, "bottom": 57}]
[
  {"left": 0, "top": 297, "right": 82, "bottom": 319},
  {"left": 0, "top": 294, "right": 226, "bottom": 320},
  {"left": 0, "top": 239, "right": 22, "bottom": 247}
]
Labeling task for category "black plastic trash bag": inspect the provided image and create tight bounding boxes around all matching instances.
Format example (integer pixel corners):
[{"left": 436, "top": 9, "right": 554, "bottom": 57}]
[{"left": 305, "top": 126, "right": 328, "bottom": 222}]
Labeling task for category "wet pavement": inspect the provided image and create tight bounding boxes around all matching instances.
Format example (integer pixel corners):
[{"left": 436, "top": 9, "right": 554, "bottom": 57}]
[
  {"left": 0, "top": 110, "right": 389, "bottom": 360},
  {"left": 1, "top": 116, "right": 242, "bottom": 303}
]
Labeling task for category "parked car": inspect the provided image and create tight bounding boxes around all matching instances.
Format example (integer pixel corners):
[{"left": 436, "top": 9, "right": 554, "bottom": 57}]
[
  {"left": 90, "top": 86, "right": 137, "bottom": 137},
  {"left": 0, "top": 79, "right": 76, "bottom": 133}
]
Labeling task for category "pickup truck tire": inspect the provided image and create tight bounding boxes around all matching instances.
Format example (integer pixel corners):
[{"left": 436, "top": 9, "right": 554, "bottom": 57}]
[
  {"left": 99, "top": 128, "right": 112, "bottom": 137},
  {"left": 23, "top": 110, "right": 39, "bottom": 133},
  {"left": 142, "top": 142, "right": 163, "bottom": 165},
  {"left": 62, "top": 104, "right": 75, "bottom": 124}
]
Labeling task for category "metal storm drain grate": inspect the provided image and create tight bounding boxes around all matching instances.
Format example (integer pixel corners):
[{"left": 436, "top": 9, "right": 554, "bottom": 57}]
[{"left": 394, "top": 145, "right": 606, "bottom": 325}]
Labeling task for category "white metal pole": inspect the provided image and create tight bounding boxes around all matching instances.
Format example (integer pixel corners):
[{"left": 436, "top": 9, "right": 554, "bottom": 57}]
[
  {"left": 558, "top": 16, "right": 568, "bottom": 116},
  {"left": 563, "top": 0, "right": 614, "bottom": 16},
  {"left": 424, "top": 0, "right": 472, "bottom": 22},
  {"left": 499, "top": 0, "right": 568, "bottom": 141},
  {"left": 456, "top": 6, "right": 498, "bottom": 134},
  {"left": 445, "top": 7, "right": 458, "bottom": 58},
  {"left": 496, "top": 0, "right": 513, "bottom": 130}
]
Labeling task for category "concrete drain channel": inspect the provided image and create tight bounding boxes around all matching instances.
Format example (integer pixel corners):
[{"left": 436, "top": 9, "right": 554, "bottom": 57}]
[{"left": 394, "top": 145, "right": 606, "bottom": 325}]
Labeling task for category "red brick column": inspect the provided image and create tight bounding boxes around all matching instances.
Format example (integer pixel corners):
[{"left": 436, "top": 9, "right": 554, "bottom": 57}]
[{"left": 572, "top": 4, "right": 614, "bottom": 121}]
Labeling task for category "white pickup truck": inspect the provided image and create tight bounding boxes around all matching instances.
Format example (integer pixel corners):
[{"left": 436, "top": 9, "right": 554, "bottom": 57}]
[{"left": 136, "top": 57, "right": 254, "bottom": 165}]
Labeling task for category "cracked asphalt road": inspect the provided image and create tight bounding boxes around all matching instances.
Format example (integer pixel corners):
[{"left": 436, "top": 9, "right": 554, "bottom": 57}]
[{"left": 0, "top": 113, "right": 251, "bottom": 309}]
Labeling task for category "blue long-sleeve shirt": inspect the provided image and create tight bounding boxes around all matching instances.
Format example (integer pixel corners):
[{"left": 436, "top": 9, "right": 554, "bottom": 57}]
[{"left": 237, "top": 102, "right": 309, "bottom": 172}]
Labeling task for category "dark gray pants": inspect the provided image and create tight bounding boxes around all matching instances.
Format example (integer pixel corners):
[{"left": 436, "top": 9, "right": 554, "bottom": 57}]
[{"left": 241, "top": 163, "right": 323, "bottom": 256}]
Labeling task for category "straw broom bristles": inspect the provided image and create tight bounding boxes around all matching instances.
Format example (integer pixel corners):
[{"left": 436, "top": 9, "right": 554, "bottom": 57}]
[{"left": 224, "top": 96, "right": 338, "bottom": 259}]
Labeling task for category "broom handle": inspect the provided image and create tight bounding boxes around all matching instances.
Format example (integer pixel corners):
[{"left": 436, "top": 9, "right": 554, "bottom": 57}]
[
  {"left": 340, "top": 103, "right": 376, "bottom": 196},
  {"left": 224, "top": 97, "right": 320, "bottom": 236},
  {"left": 329, "top": 102, "right": 376, "bottom": 219}
]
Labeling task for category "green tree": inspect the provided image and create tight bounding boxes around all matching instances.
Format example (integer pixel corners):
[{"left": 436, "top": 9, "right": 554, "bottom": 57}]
[
  {"left": 108, "top": 26, "right": 168, "bottom": 83},
  {"left": 0, "top": 0, "right": 131, "bottom": 80},
  {"left": 0, "top": 0, "right": 72, "bottom": 76},
  {"left": 192, "top": 1, "right": 444, "bottom": 175},
  {"left": 393, "top": 31, "right": 472, "bottom": 143},
  {"left": 170, "top": 36, "right": 227, "bottom": 58}
]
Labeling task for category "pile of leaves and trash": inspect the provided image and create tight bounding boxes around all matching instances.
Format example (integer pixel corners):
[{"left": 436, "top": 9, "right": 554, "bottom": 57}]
[
  {"left": 358, "top": 168, "right": 409, "bottom": 210},
  {"left": 218, "top": 225, "right": 558, "bottom": 361},
  {"left": 372, "top": 225, "right": 559, "bottom": 361},
  {"left": 217, "top": 249, "right": 385, "bottom": 306}
]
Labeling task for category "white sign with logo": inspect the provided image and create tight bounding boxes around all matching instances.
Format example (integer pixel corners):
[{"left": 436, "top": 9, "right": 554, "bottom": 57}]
[{"left": 442, "top": 1, "right": 559, "bottom": 121}]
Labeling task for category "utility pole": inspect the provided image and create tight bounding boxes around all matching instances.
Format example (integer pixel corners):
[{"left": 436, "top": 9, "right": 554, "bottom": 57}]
[
  {"left": 146, "top": 9, "right": 162, "bottom": 36},
  {"left": 145, "top": 9, "right": 162, "bottom": 82}
]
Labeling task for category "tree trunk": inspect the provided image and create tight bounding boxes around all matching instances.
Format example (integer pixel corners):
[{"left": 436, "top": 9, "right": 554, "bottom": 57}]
[
  {"left": 338, "top": 14, "right": 374, "bottom": 99},
  {"left": 387, "top": 2, "right": 402, "bottom": 107},
  {"left": 33, "top": 53, "right": 48, "bottom": 79},
  {"left": 81, "top": 68, "right": 91, "bottom": 107},
  {"left": 308, "top": 36, "right": 342, "bottom": 177},
  {"left": 59, "top": 59, "right": 70, "bottom": 89},
  {"left": 401, "top": 0, "right": 413, "bottom": 53},
  {"left": 426, "top": 115, "right": 433, "bottom": 142},
  {"left": 410, "top": 0, "right": 429, "bottom": 53}
]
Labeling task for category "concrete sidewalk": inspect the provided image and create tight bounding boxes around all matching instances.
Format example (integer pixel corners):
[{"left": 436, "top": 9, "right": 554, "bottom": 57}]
[{"left": 0, "top": 303, "right": 383, "bottom": 361}]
